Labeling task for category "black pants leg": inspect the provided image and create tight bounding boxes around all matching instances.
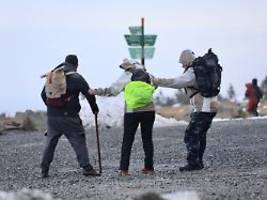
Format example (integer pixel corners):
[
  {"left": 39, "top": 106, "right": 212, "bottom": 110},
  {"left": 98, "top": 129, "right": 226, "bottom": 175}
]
[
  {"left": 198, "top": 114, "right": 215, "bottom": 161},
  {"left": 184, "top": 112, "right": 216, "bottom": 165},
  {"left": 140, "top": 111, "right": 155, "bottom": 169},
  {"left": 41, "top": 116, "right": 92, "bottom": 172},
  {"left": 252, "top": 104, "right": 259, "bottom": 116},
  {"left": 120, "top": 113, "right": 140, "bottom": 171},
  {"left": 64, "top": 131, "right": 91, "bottom": 169},
  {"left": 41, "top": 125, "right": 62, "bottom": 171}
]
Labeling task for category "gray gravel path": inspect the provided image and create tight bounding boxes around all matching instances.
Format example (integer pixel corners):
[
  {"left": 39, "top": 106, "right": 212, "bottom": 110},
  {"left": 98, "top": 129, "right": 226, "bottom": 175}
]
[{"left": 0, "top": 118, "right": 266, "bottom": 199}]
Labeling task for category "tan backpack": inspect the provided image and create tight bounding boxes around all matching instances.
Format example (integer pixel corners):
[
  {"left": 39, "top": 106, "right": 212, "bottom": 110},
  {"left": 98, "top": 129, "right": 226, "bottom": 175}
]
[{"left": 41, "top": 66, "right": 76, "bottom": 107}]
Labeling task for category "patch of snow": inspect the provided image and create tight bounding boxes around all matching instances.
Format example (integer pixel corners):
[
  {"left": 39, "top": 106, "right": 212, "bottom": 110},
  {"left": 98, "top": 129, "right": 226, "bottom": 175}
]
[
  {"left": 213, "top": 116, "right": 267, "bottom": 122},
  {"left": 80, "top": 95, "right": 186, "bottom": 129},
  {"left": 163, "top": 191, "right": 200, "bottom": 200}
]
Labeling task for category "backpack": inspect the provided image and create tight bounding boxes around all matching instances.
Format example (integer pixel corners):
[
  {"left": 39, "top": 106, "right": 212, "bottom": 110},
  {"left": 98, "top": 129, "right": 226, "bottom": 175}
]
[
  {"left": 191, "top": 48, "right": 222, "bottom": 98},
  {"left": 124, "top": 69, "right": 155, "bottom": 109},
  {"left": 42, "top": 64, "right": 75, "bottom": 107}
]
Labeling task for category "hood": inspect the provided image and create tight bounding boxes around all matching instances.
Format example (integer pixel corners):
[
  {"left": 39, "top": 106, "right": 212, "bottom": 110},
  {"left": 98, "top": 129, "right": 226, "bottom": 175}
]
[{"left": 179, "top": 49, "right": 195, "bottom": 67}]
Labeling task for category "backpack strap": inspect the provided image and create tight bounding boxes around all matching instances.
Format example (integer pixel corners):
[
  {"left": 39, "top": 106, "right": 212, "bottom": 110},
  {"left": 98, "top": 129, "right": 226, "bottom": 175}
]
[
  {"left": 189, "top": 91, "right": 199, "bottom": 98},
  {"left": 65, "top": 71, "right": 77, "bottom": 76},
  {"left": 183, "top": 65, "right": 199, "bottom": 98}
]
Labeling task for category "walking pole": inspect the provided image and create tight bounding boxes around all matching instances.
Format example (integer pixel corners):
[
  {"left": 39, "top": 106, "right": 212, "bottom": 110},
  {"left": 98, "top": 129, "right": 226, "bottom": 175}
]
[{"left": 94, "top": 113, "right": 102, "bottom": 174}]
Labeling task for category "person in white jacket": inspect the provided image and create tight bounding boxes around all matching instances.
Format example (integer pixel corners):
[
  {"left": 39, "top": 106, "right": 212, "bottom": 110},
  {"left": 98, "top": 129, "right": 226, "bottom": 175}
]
[
  {"left": 154, "top": 50, "right": 218, "bottom": 171},
  {"left": 90, "top": 59, "right": 156, "bottom": 176}
]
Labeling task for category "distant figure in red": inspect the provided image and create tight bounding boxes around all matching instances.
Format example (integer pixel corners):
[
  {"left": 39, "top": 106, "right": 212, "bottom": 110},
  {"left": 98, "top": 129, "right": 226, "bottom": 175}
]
[{"left": 245, "top": 78, "right": 263, "bottom": 116}]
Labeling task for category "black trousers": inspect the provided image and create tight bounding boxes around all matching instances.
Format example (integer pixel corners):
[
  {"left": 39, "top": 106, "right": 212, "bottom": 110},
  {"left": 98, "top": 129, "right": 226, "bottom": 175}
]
[
  {"left": 120, "top": 111, "right": 155, "bottom": 171},
  {"left": 184, "top": 112, "right": 216, "bottom": 165},
  {"left": 41, "top": 116, "right": 93, "bottom": 171}
]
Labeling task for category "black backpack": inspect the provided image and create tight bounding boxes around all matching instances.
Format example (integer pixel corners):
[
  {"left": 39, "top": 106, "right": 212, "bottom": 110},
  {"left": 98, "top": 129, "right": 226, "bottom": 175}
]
[
  {"left": 190, "top": 49, "right": 222, "bottom": 98},
  {"left": 130, "top": 69, "right": 151, "bottom": 84}
]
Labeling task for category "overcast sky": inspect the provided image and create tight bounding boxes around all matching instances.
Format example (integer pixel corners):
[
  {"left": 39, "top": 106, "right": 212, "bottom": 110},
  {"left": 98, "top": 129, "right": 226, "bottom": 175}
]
[{"left": 0, "top": 0, "right": 266, "bottom": 114}]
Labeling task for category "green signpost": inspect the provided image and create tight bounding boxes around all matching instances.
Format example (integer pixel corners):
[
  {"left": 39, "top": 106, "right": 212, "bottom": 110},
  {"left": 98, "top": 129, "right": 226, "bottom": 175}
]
[
  {"left": 128, "top": 47, "right": 155, "bottom": 59},
  {"left": 124, "top": 35, "right": 157, "bottom": 46},
  {"left": 124, "top": 18, "right": 157, "bottom": 66}
]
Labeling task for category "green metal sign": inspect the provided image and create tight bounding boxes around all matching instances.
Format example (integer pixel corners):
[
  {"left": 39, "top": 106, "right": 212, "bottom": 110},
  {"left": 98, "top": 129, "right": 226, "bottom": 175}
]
[
  {"left": 124, "top": 35, "right": 157, "bottom": 46},
  {"left": 128, "top": 47, "right": 155, "bottom": 59},
  {"left": 124, "top": 18, "right": 157, "bottom": 64},
  {"left": 129, "top": 26, "right": 142, "bottom": 35}
]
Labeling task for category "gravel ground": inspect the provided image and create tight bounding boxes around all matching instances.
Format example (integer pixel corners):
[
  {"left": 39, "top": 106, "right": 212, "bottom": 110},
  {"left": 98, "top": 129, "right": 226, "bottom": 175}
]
[{"left": 0, "top": 118, "right": 267, "bottom": 200}]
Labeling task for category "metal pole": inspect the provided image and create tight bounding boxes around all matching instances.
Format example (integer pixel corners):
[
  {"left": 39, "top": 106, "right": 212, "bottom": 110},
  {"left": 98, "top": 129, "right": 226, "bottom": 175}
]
[
  {"left": 141, "top": 17, "right": 145, "bottom": 66},
  {"left": 94, "top": 114, "right": 102, "bottom": 174}
]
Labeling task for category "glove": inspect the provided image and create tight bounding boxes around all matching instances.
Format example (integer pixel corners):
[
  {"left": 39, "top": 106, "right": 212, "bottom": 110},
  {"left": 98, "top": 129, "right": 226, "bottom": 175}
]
[
  {"left": 92, "top": 104, "right": 99, "bottom": 115},
  {"left": 94, "top": 88, "right": 106, "bottom": 96},
  {"left": 150, "top": 76, "right": 159, "bottom": 88},
  {"left": 88, "top": 89, "right": 96, "bottom": 95}
]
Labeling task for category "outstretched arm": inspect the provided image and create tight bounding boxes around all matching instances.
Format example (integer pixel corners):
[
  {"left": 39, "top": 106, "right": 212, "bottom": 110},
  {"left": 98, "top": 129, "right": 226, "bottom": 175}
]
[
  {"left": 79, "top": 75, "right": 99, "bottom": 114},
  {"left": 154, "top": 68, "right": 196, "bottom": 89},
  {"left": 92, "top": 72, "right": 131, "bottom": 96}
]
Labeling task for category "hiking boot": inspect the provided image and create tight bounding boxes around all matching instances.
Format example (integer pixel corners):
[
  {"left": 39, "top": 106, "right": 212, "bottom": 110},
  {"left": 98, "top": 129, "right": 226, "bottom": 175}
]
[
  {"left": 179, "top": 163, "right": 202, "bottom": 172},
  {"left": 41, "top": 170, "right": 49, "bottom": 178},
  {"left": 118, "top": 170, "right": 130, "bottom": 176},
  {"left": 199, "top": 161, "right": 204, "bottom": 169},
  {"left": 82, "top": 167, "right": 100, "bottom": 177},
  {"left": 142, "top": 168, "right": 155, "bottom": 175}
]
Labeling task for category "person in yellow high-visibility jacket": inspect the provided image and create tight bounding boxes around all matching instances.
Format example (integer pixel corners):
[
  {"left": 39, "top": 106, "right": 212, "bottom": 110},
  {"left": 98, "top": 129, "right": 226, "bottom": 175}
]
[{"left": 90, "top": 59, "right": 156, "bottom": 176}]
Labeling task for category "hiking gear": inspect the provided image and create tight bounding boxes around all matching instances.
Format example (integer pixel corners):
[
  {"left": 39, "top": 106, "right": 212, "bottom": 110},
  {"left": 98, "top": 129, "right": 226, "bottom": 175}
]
[
  {"left": 65, "top": 54, "right": 78, "bottom": 67},
  {"left": 142, "top": 168, "right": 155, "bottom": 175},
  {"left": 179, "top": 163, "right": 203, "bottom": 172},
  {"left": 120, "top": 111, "right": 155, "bottom": 171},
  {"left": 190, "top": 48, "right": 222, "bottom": 98},
  {"left": 41, "top": 172, "right": 48, "bottom": 178},
  {"left": 124, "top": 81, "right": 155, "bottom": 109},
  {"left": 118, "top": 170, "right": 130, "bottom": 176},
  {"left": 82, "top": 167, "right": 100, "bottom": 176},
  {"left": 199, "top": 160, "right": 204, "bottom": 169},
  {"left": 41, "top": 169, "right": 49, "bottom": 178},
  {"left": 41, "top": 66, "right": 98, "bottom": 117},
  {"left": 131, "top": 69, "right": 151, "bottom": 84},
  {"left": 94, "top": 114, "right": 102, "bottom": 175},
  {"left": 43, "top": 65, "right": 76, "bottom": 107},
  {"left": 124, "top": 69, "right": 154, "bottom": 109}
]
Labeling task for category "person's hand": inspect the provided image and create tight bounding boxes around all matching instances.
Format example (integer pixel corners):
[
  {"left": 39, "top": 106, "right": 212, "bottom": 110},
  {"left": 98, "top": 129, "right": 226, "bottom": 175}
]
[
  {"left": 151, "top": 76, "right": 159, "bottom": 86},
  {"left": 89, "top": 89, "right": 96, "bottom": 95},
  {"left": 94, "top": 88, "right": 106, "bottom": 96},
  {"left": 93, "top": 106, "right": 99, "bottom": 115}
]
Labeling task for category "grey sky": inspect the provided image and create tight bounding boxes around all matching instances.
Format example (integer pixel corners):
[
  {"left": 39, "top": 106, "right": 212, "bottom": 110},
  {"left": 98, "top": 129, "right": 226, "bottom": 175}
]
[{"left": 0, "top": 0, "right": 266, "bottom": 113}]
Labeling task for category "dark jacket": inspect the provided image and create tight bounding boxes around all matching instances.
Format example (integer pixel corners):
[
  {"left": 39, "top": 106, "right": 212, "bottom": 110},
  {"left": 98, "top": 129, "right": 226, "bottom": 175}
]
[{"left": 41, "top": 63, "right": 99, "bottom": 117}]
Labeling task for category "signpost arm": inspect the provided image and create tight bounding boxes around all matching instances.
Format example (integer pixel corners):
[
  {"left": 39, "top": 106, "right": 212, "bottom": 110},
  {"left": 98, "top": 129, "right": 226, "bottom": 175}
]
[{"left": 141, "top": 17, "right": 145, "bottom": 66}]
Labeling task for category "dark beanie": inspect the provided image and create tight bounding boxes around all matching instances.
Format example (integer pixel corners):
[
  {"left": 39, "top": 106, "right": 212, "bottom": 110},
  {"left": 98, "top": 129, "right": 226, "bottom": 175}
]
[
  {"left": 65, "top": 54, "right": 78, "bottom": 67},
  {"left": 252, "top": 78, "right": 257, "bottom": 85}
]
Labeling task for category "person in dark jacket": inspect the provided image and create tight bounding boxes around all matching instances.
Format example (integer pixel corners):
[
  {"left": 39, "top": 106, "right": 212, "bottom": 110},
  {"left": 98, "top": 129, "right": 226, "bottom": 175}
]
[{"left": 40, "top": 55, "right": 99, "bottom": 178}]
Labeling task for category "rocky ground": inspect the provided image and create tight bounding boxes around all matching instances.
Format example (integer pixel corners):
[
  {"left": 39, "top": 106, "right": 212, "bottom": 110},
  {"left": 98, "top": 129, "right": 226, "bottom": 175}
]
[{"left": 0, "top": 118, "right": 266, "bottom": 200}]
